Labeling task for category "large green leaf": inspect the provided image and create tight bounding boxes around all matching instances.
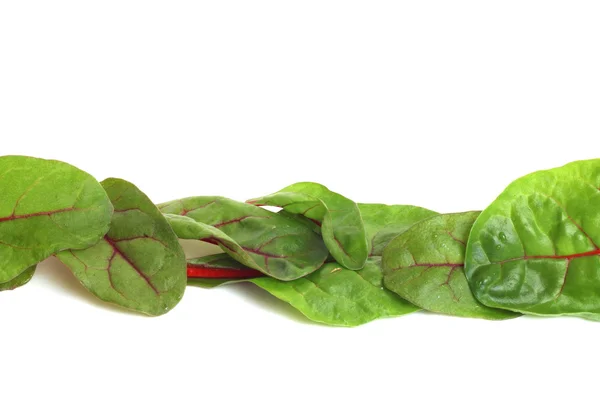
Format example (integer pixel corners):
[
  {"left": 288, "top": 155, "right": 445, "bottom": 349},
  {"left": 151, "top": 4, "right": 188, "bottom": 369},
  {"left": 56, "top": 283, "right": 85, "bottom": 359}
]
[
  {"left": 252, "top": 258, "right": 418, "bottom": 326},
  {"left": 0, "top": 265, "right": 36, "bottom": 291},
  {"left": 465, "top": 159, "right": 600, "bottom": 319},
  {"left": 57, "top": 179, "right": 186, "bottom": 316},
  {"left": 248, "top": 182, "right": 368, "bottom": 270},
  {"left": 382, "top": 212, "right": 517, "bottom": 319},
  {"left": 187, "top": 254, "right": 418, "bottom": 326},
  {"left": 159, "top": 197, "right": 329, "bottom": 281},
  {"left": 0, "top": 156, "right": 113, "bottom": 283},
  {"left": 358, "top": 203, "right": 438, "bottom": 256}
]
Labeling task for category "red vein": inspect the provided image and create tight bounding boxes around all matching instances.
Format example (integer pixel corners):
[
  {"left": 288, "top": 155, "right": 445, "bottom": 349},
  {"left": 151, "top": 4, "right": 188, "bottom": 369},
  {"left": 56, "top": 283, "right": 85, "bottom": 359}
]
[
  {"left": 213, "top": 215, "right": 268, "bottom": 228},
  {"left": 105, "top": 237, "right": 160, "bottom": 295},
  {"left": 498, "top": 249, "right": 600, "bottom": 264},
  {"left": 242, "top": 246, "right": 288, "bottom": 259},
  {"left": 0, "top": 207, "right": 76, "bottom": 223},
  {"left": 446, "top": 231, "right": 466, "bottom": 246},
  {"left": 182, "top": 200, "right": 216, "bottom": 216}
]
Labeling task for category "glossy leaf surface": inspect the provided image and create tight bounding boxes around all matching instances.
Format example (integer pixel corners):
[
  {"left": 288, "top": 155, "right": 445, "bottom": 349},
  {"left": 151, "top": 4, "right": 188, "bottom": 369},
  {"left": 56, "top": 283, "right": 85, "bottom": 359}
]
[
  {"left": 0, "top": 156, "right": 113, "bottom": 283},
  {"left": 383, "top": 212, "right": 517, "bottom": 319},
  {"left": 57, "top": 179, "right": 186, "bottom": 316},
  {"left": 465, "top": 159, "right": 600, "bottom": 318},
  {"left": 358, "top": 203, "right": 438, "bottom": 256},
  {"left": 0, "top": 265, "right": 36, "bottom": 291},
  {"left": 160, "top": 197, "right": 328, "bottom": 281},
  {"left": 248, "top": 182, "right": 368, "bottom": 270}
]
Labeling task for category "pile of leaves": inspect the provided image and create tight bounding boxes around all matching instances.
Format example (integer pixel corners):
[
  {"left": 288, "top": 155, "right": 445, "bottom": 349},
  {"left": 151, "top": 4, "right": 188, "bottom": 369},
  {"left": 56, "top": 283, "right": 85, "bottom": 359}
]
[{"left": 2, "top": 155, "right": 600, "bottom": 326}]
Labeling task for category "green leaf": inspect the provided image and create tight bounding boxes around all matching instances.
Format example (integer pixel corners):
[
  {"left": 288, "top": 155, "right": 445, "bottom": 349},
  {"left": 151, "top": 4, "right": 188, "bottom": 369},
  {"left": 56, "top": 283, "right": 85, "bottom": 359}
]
[
  {"left": 248, "top": 182, "right": 368, "bottom": 270},
  {"left": 57, "top": 179, "right": 187, "bottom": 316},
  {"left": 0, "top": 265, "right": 36, "bottom": 291},
  {"left": 252, "top": 258, "right": 418, "bottom": 326},
  {"left": 358, "top": 203, "right": 438, "bottom": 256},
  {"left": 0, "top": 156, "right": 113, "bottom": 283},
  {"left": 159, "top": 197, "right": 329, "bottom": 281},
  {"left": 382, "top": 212, "right": 517, "bottom": 319},
  {"left": 465, "top": 159, "right": 600, "bottom": 319}
]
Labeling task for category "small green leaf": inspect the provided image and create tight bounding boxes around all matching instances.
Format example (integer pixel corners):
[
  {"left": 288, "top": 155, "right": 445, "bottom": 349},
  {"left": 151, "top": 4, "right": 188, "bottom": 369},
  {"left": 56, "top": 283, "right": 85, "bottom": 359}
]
[
  {"left": 358, "top": 203, "right": 438, "bottom": 256},
  {"left": 382, "top": 212, "right": 517, "bottom": 319},
  {"left": 248, "top": 183, "right": 368, "bottom": 270},
  {"left": 0, "top": 265, "right": 36, "bottom": 291},
  {"left": 0, "top": 156, "right": 113, "bottom": 283},
  {"left": 57, "top": 179, "right": 186, "bottom": 316},
  {"left": 160, "top": 197, "right": 329, "bottom": 281},
  {"left": 465, "top": 159, "right": 600, "bottom": 319}
]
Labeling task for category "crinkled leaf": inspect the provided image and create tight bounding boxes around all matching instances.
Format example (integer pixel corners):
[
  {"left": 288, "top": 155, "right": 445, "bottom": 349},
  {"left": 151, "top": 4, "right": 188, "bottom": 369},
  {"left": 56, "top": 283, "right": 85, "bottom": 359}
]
[
  {"left": 159, "top": 197, "right": 328, "bottom": 281},
  {"left": 248, "top": 182, "right": 368, "bottom": 270},
  {"left": 57, "top": 179, "right": 186, "bottom": 316},
  {"left": 358, "top": 203, "right": 438, "bottom": 256},
  {"left": 382, "top": 212, "right": 517, "bottom": 319},
  {"left": 0, "top": 265, "right": 36, "bottom": 291},
  {"left": 465, "top": 159, "right": 600, "bottom": 319},
  {"left": 0, "top": 156, "right": 113, "bottom": 283}
]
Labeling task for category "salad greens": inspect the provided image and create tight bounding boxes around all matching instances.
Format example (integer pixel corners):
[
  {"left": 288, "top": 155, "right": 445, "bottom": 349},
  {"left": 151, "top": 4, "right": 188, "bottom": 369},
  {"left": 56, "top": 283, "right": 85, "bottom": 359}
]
[{"left": 2, "top": 155, "right": 600, "bottom": 325}]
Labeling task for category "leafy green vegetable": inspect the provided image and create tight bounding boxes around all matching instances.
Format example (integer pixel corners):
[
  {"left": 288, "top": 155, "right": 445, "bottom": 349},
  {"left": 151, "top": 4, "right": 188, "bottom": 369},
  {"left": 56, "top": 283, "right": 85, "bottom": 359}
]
[
  {"left": 185, "top": 203, "right": 439, "bottom": 326},
  {"left": 248, "top": 183, "right": 368, "bottom": 270},
  {"left": 358, "top": 203, "right": 438, "bottom": 256},
  {"left": 0, "top": 265, "right": 36, "bottom": 291},
  {"left": 0, "top": 156, "right": 113, "bottom": 283},
  {"left": 186, "top": 253, "right": 418, "bottom": 326},
  {"left": 382, "top": 212, "right": 517, "bottom": 319},
  {"left": 252, "top": 258, "right": 418, "bottom": 326},
  {"left": 160, "top": 197, "right": 329, "bottom": 281},
  {"left": 465, "top": 159, "right": 600, "bottom": 319},
  {"left": 57, "top": 179, "right": 186, "bottom": 316}
]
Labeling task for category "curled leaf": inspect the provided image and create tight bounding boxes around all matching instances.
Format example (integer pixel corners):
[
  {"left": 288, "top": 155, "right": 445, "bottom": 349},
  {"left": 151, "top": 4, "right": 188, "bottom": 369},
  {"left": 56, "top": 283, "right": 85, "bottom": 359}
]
[
  {"left": 248, "top": 182, "right": 368, "bottom": 270},
  {"left": 382, "top": 212, "right": 517, "bottom": 319},
  {"left": 0, "top": 156, "right": 113, "bottom": 283},
  {"left": 465, "top": 159, "right": 600, "bottom": 319},
  {"left": 160, "top": 197, "right": 329, "bottom": 281},
  {"left": 0, "top": 265, "right": 36, "bottom": 291},
  {"left": 57, "top": 179, "right": 186, "bottom": 316}
]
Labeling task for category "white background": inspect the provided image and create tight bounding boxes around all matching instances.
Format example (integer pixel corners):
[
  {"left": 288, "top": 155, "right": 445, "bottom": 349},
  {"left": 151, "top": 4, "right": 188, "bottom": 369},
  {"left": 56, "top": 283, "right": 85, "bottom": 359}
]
[{"left": 1, "top": 2, "right": 599, "bottom": 399}]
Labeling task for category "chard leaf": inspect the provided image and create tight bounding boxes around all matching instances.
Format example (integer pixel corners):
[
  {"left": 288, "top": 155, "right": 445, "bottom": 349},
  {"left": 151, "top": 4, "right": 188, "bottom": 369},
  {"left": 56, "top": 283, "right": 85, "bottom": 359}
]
[
  {"left": 159, "top": 197, "right": 328, "bottom": 281},
  {"left": 185, "top": 203, "right": 439, "bottom": 325},
  {"left": 465, "top": 159, "right": 600, "bottom": 319},
  {"left": 382, "top": 212, "right": 517, "bottom": 319},
  {"left": 0, "top": 265, "right": 36, "bottom": 291},
  {"left": 188, "top": 254, "right": 418, "bottom": 326},
  {"left": 248, "top": 182, "right": 368, "bottom": 270},
  {"left": 57, "top": 179, "right": 186, "bottom": 316},
  {"left": 252, "top": 258, "right": 418, "bottom": 326},
  {"left": 358, "top": 203, "right": 438, "bottom": 256},
  {"left": 0, "top": 156, "right": 113, "bottom": 283}
]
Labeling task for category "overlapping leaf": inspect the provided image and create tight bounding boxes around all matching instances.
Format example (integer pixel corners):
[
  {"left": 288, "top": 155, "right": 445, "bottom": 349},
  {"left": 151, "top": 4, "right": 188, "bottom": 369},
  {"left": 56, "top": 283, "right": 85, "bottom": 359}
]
[
  {"left": 0, "top": 156, "right": 113, "bottom": 283},
  {"left": 465, "top": 159, "right": 600, "bottom": 319},
  {"left": 160, "top": 197, "right": 329, "bottom": 281},
  {"left": 0, "top": 265, "right": 36, "bottom": 291},
  {"left": 57, "top": 179, "right": 186, "bottom": 316},
  {"left": 184, "top": 202, "right": 440, "bottom": 326},
  {"left": 248, "top": 182, "right": 368, "bottom": 270},
  {"left": 358, "top": 203, "right": 438, "bottom": 256},
  {"left": 383, "top": 212, "right": 517, "bottom": 319}
]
